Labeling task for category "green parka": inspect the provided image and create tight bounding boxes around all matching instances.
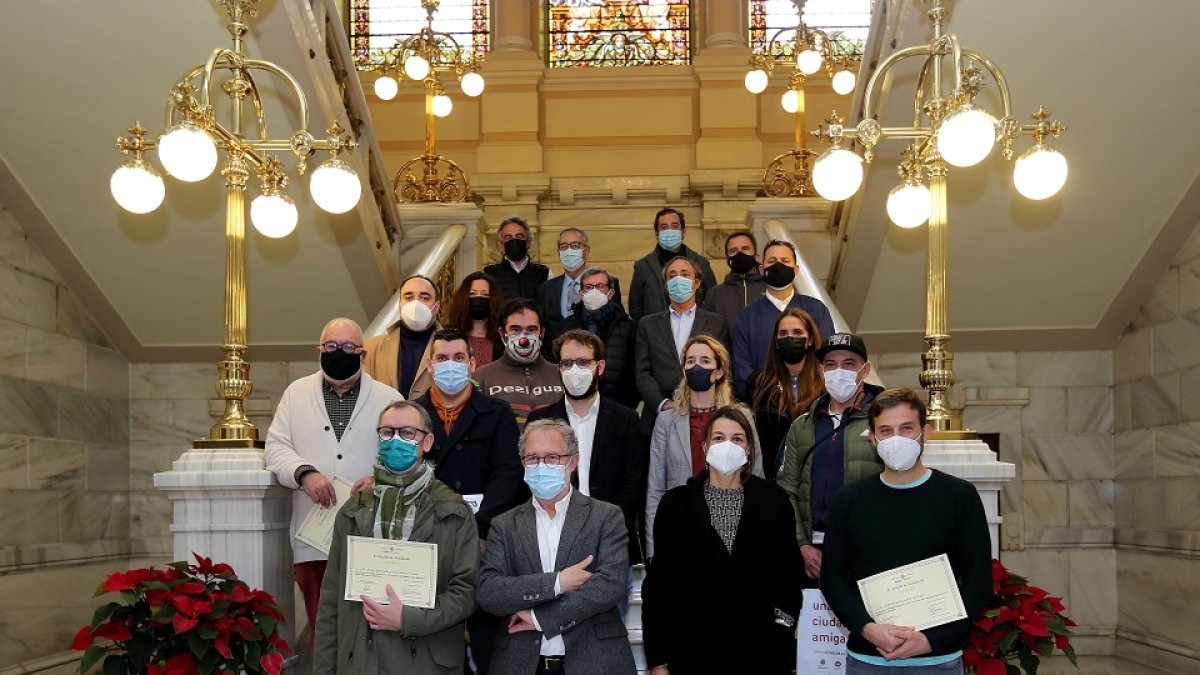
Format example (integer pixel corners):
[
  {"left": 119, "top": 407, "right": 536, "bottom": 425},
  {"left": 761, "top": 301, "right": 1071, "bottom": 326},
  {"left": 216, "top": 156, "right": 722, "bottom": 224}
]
[
  {"left": 775, "top": 385, "right": 885, "bottom": 546},
  {"left": 315, "top": 479, "right": 480, "bottom": 675}
]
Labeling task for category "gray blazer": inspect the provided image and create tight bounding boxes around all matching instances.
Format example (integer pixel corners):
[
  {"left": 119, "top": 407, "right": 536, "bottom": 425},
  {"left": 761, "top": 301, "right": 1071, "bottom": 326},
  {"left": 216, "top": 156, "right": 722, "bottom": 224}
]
[
  {"left": 633, "top": 307, "right": 731, "bottom": 434},
  {"left": 628, "top": 245, "right": 718, "bottom": 324},
  {"left": 644, "top": 404, "right": 765, "bottom": 558},
  {"left": 476, "top": 491, "right": 636, "bottom": 675}
]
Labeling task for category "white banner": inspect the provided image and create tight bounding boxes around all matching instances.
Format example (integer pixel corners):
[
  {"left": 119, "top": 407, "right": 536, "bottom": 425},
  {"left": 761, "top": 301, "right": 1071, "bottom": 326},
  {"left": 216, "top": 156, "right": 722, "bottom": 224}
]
[{"left": 797, "top": 588, "right": 850, "bottom": 675}]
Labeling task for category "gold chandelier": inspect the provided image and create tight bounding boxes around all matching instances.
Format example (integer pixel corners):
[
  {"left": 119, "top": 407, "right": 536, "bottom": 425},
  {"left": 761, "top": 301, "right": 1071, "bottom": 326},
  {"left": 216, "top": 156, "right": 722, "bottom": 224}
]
[
  {"left": 109, "top": 0, "right": 363, "bottom": 448},
  {"left": 811, "top": 0, "right": 1067, "bottom": 434},
  {"left": 744, "top": 5, "right": 862, "bottom": 197},
  {"left": 368, "top": 0, "right": 485, "bottom": 203}
]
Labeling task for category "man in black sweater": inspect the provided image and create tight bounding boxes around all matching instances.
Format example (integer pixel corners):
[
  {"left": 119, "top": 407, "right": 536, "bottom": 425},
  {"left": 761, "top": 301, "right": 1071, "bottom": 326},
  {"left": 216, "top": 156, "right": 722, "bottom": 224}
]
[{"left": 821, "top": 388, "right": 992, "bottom": 675}]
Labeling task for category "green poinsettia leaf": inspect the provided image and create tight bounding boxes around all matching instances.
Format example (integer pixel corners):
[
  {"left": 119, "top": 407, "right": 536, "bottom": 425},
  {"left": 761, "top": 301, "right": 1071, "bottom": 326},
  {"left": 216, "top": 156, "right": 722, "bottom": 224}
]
[
  {"left": 189, "top": 632, "right": 209, "bottom": 659},
  {"left": 258, "top": 615, "right": 276, "bottom": 638},
  {"left": 197, "top": 624, "right": 217, "bottom": 640},
  {"left": 199, "top": 646, "right": 221, "bottom": 675},
  {"left": 90, "top": 603, "right": 121, "bottom": 631},
  {"left": 246, "top": 640, "right": 262, "bottom": 670},
  {"left": 1064, "top": 644, "right": 1078, "bottom": 667},
  {"left": 1005, "top": 664, "right": 1021, "bottom": 675},
  {"left": 1036, "top": 638, "right": 1054, "bottom": 657},
  {"left": 124, "top": 632, "right": 155, "bottom": 671},
  {"left": 997, "top": 631, "right": 1019, "bottom": 652},
  {"left": 79, "top": 645, "right": 107, "bottom": 674},
  {"left": 1018, "top": 649, "right": 1040, "bottom": 675},
  {"left": 1044, "top": 615, "right": 1067, "bottom": 634},
  {"left": 102, "top": 654, "right": 127, "bottom": 675}
]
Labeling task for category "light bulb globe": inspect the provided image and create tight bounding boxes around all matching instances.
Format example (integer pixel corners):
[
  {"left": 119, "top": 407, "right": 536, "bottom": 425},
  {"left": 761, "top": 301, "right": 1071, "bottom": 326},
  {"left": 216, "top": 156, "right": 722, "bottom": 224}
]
[
  {"left": 744, "top": 69, "right": 769, "bottom": 94},
  {"left": 157, "top": 123, "right": 217, "bottom": 182},
  {"left": 250, "top": 193, "right": 299, "bottom": 238},
  {"left": 886, "top": 182, "right": 932, "bottom": 228},
  {"left": 1013, "top": 145, "right": 1068, "bottom": 200},
  {"left": 461, "top": 72, "right": 485, "bottom": 97},
  {"left": 832, "top": 69, "right": 856, "bottom": 96},
  {"left": 110, "top": 160, "right": 165, "bottom": 214},
  {"left": 937, "top": 105, "right": 995, "bottom": 167},
  {"left": 812, "top": 147, "right": 864, "bottom": 201},
  {"left": 781, "top": 89, "right": 800, "bottom": 114},
  {"left": 403, "top": 54, "right": 430, "bottom": 81},
  {"left": 309, "top": 159, "right": 362, "bottom": 214},
  {"left": 432, "top": 94, "right": 453, "bottom": 117},
  {"left": 797, "top": 49, "right": 824, "bottom": 75},
  {"left": 374, "top": 76, "right": 399, "bottom": 101}
]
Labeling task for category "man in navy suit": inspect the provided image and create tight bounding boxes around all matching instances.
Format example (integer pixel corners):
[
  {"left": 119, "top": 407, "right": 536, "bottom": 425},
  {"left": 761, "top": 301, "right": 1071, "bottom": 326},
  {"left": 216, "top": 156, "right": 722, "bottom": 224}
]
[{"left": 535, "top": 227, "right": 622, "bottom": 355}]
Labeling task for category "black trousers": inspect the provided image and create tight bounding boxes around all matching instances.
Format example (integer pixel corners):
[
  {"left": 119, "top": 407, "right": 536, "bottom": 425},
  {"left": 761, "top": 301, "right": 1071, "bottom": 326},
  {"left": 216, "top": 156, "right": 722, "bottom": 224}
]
[{"left": 467, "top": 609, "right": 501, "bottom": 674}]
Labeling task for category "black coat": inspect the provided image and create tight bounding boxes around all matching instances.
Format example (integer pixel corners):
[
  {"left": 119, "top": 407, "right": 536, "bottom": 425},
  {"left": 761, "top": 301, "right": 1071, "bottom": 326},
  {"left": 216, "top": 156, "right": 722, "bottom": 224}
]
[
  {"left": 416, "top": 388, "right": 524, "bottom": 540},
  {"left": 526, "top": 397, "right": 647, "bottom": 561},
  {"left": 483, "top": 259, "right": 550, "bottom": 302},
  {"left": 744, "top": 368, "right": 800, "bottom": 480},
  {"left": 535, "top": 273, "right": 624, "bottom": 352},
  {"left": 642, "top": 474, "right": 803, "bottom": 675},
  {"left": 557, "top": 305, "right": 639, "bottom": 409}
]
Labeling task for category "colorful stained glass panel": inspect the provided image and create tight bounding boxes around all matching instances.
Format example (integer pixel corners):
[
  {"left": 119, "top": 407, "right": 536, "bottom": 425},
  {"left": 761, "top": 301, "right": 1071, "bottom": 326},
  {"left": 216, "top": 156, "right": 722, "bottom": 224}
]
[
  {"left": 547, "top": 0, "right": 691, "bottom": 68},
  {"left": 350, "top": 0, "right": 489, "bottom": 69},
  {"left": 750, "top": 0, "right": 871, "bottom": 59}
]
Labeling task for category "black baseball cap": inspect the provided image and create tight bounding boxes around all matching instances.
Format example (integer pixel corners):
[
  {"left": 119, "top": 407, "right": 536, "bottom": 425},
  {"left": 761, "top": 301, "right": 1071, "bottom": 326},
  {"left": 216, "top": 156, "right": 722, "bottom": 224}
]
[{"left": 816, "top": 333, "right": 869, "bottom": 361}]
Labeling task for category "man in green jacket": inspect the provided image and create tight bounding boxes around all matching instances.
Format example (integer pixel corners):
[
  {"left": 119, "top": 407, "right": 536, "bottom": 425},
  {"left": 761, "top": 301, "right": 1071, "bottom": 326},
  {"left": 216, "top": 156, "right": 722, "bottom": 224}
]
[
  {"left": 776, "top": 333, "right": 884, "bottom": 584},
  {"left": 316, "top": 400, "right": 480, "bottom": 675}
]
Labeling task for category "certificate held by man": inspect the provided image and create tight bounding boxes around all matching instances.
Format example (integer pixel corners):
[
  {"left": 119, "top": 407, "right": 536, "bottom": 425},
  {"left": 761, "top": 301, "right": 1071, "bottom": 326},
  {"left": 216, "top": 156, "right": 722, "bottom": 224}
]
[
  {"left": 856, "top": 554, "right": 967, "bottom": 631},
  {"left": 344, "top": 535, "right": 438, "bottom": 609}
]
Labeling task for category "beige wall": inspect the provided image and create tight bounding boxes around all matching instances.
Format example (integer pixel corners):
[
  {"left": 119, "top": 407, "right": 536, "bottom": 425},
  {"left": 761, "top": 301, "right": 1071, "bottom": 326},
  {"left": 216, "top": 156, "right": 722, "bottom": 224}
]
[
  {"left": 0, "top": 203, "right": 132, "bottom": 667},
  {"left": 1111, "top": 222, "right": 1200, "bottom": 671}
]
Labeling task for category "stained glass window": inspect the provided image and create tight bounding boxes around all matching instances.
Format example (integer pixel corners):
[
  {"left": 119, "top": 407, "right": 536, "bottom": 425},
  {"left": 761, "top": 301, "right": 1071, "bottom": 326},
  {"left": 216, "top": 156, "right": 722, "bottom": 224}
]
[
  {"left": 547, "top": 1, "right": 691, "bottom": 68},
  {"left": 350, "top": 0, "right": 489, "bottom": 69},
  {"left": 750, "top": 0, "right": 871, "bottom": 59}
]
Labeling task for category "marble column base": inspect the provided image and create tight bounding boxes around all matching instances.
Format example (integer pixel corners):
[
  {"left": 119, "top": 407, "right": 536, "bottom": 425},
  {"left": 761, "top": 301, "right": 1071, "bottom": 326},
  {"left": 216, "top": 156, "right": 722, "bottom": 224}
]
[
  {"left": 154, "top": 448, "right": 296, "bottom": 653},
  {"left": 922, "top": 438, "right": 1016, "bottom": 558}
]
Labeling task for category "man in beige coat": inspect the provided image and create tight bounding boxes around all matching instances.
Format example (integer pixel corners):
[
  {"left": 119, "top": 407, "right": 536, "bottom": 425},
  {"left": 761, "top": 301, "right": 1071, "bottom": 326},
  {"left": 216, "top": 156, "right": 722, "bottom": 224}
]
[{"left": 364, "top": 274, "right": 440, "bottom": 400}]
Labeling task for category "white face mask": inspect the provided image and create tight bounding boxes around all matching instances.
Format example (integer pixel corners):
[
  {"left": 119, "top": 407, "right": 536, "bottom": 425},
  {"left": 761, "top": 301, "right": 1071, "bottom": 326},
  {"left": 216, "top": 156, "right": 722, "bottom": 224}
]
[
  {"left": 875, "top": 433, "right": 923, "bottom": 472},
  {"left": 706, "top": 440, "right": 748, "bottom": 475},
  {"left": 823, "top": 365, "right": 863, "bottom": 403},
  {"left": 562, "top": 364, "right": 595, "bottom": 397},
  {"left": 400, "top": 300, "right": 434, "bottom": 331},
  {"left": 581, "top": 288, "right": 609, "bottom": 312}
]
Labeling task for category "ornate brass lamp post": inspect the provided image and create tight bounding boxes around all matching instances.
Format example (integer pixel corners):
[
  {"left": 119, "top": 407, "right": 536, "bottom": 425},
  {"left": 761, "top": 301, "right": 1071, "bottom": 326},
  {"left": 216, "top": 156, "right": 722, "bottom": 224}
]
[
  {"left": 745, "top": 5, "right": 861, "bottom": 197},
  {"left": 367, "top": 0, "right": 485, "bottom": 203},
  {"left": 810, "top": 0, "right": 1067, "bottom": 434},
  {"left": 110, "top": 0, "right": 364, "bottom": 448}
]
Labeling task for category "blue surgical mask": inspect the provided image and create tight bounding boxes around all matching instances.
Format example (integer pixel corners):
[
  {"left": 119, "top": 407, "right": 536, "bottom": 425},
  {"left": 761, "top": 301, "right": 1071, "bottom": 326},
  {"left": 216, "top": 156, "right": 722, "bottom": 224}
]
[
  {"left": 433, "top": 360, "right": 470, "bottom": 395},
  {"left": 657, "top": 229, "right": 683, "bottom": 250},
  {"left": 559, "top": 248, "right": 585, "bottom": 272},
  {"left": 524, "top": 463, "right": 568, "bottom": 500},
  {"left": 379, "top": 437, "right": 420, "bottom": 473},
  {"left": 666, "top": 275, "right": 694, "bottom": 303}
]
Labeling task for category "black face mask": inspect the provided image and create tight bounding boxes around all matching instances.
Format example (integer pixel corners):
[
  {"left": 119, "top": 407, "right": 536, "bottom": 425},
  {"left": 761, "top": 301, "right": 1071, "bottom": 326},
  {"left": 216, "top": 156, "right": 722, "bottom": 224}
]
[
  {"left": 776, "top": 337, "right": 809, "bottom": 364},
  {"left": 321, "top": 350, "right": 361, "bottom": 382},
  {"left": 685, "top": 365, "right": 715, "bottom": 393},
  {"left": 468, "top": 297, "right": 491, "bottom": 320},
  {"left": 727, "top": 251, "right": 756, "bottom": 275},
  {"left": 763, "top": 262, "right": 797, "bottom": 289},
  {"left": 503, "top": 238, "right": 528, "bottom": 261}
]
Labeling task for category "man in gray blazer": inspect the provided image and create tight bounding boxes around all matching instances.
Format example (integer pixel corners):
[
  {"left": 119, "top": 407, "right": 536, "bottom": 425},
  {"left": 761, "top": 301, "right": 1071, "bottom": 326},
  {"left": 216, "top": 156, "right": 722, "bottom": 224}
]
[
  {"left": 633, "top": 256, "right": 731, "bottom": 435},
  {"left": 476, "top": 419, "right": 636, "bottom": 675},
  {"left": 627, "top": 207, "right": 717, "bottom": 324}
]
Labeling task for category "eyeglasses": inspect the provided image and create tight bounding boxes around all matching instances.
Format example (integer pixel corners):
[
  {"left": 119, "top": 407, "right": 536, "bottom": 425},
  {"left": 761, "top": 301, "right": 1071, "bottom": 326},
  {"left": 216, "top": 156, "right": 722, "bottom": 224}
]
[
  {"left": 581, "top": 283, "right": 609, "bottom": 293},
  {"left": 520, "top": 453, "right": 573, "bottom": 467},
  {"left": 377, "top": 426, "right": 429, "bottom": 442},
  {"left": 558, "top": 358, "right": 595, "bottom": 371},
  {"left": 321, "top": 341, "right": 363, "bottom": 354},
  {"left": 557, "top": 242, "right": 585, "bottom": 251}
]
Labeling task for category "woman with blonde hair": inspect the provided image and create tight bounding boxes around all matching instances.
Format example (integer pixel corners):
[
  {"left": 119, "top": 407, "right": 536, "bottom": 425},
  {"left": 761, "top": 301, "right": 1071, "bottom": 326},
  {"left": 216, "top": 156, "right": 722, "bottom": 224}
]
[
  {"left": 746, "top": 308, "right": 824, "bottom": 479},
  {"left": 644, "top": 334, "right": 763, "bottom": 558}
]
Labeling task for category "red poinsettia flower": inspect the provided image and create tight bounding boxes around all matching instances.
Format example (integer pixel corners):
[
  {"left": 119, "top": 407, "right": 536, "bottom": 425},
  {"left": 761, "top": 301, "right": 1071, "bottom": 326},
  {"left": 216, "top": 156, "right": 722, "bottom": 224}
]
[
  {"left": 192, "top": 553, "right": 233, "bottom": 577},
  {"left": 260, "top": 652, "right": 283, "bottom": 675},
  {"left": 963, "top": 560, "right": 1076, "bottom": 674},
  {"left": 164, "top": 652, "right": 199, "bottom": 675},
  {"left": 70, "top": 626, "right": 94, "bottom": 651}
]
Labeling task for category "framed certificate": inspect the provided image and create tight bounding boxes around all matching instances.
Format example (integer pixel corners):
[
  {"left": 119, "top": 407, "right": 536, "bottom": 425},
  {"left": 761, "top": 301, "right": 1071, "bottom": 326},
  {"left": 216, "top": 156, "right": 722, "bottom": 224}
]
[
  {"left": 295, "top": 475, "right": 354, "bottom": 555},
  {"left": 856, "top": 554, "right": 967, "bottom": 631},
  {"left": 344, "top": 536, "right": 438, "bottom": 609}
]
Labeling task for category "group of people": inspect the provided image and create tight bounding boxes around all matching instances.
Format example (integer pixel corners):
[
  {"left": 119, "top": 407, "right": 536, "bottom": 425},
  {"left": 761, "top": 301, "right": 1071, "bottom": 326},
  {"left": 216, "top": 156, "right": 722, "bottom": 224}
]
[{"left": 263, "top": 208, "right": 994, "bottom": 675}]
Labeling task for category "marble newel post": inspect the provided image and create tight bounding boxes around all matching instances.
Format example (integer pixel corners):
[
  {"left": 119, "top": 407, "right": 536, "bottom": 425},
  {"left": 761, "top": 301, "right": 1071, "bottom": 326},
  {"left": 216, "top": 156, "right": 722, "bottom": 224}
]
[
  {"left": 394, "top": 203, "right": 486, "bottom": 280},
  {"left": 154, "top": 450, "right": 296, "bottom": 652},
  {"left": 922, "top": 439, "right": 1015, "bottom": 558}
]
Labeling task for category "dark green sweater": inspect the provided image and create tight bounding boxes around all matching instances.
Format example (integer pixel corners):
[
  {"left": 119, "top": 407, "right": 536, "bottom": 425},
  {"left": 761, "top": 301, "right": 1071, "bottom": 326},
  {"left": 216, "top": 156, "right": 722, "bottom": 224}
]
[{"left": 820, "top": 468, "right": 993, "bottom": 659}]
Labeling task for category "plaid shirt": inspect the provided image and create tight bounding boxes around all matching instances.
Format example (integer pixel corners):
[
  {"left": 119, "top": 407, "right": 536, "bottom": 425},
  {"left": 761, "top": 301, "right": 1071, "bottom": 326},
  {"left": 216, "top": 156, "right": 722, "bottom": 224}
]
[{"left": 322, "top": 378, "right": 362, "bottom": 442}]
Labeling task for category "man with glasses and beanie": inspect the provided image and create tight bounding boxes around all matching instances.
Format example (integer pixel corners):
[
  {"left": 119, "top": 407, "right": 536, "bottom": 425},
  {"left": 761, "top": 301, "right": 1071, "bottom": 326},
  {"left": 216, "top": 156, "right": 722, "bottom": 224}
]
[
  {"left": 484, "top": 216, "right": 550, "bottom": 302},
  {"left": 413, "top": 327, "right": 524, "bottom": 673},
  {"left": 476, "top": 419, "right": 637, "bottom": 675},
  {"left": 315, "top": 400, "right": 480, "bottom": 675},
  {"left": 265, "top": 317, "right": 402, "bottom": 646}
]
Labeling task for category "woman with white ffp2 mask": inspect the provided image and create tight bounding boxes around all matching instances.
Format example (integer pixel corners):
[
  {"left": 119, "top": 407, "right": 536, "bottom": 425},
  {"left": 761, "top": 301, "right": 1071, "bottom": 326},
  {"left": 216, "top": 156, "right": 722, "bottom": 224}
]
[{"left": 642, "top": 406, "right": 804, "bottom": 675}]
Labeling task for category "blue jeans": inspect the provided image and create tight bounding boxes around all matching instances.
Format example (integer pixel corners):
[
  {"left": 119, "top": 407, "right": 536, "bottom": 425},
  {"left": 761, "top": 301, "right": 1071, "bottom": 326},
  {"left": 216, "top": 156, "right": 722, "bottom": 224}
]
[{"left": 845, "top": 656, "right": 963, "bottom": 675}]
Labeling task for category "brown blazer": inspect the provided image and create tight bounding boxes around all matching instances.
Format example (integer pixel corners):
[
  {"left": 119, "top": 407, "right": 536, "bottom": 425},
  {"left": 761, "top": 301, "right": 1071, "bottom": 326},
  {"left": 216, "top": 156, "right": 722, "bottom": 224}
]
[{"left": 362, "top": 323, "right": 438, "bottom": 400}]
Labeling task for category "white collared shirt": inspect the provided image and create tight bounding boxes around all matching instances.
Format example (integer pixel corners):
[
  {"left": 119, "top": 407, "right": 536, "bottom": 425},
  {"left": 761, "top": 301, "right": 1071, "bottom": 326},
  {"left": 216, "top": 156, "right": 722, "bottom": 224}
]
[
  {"left": 669, "top": 305, "right": 697, "bottom": 358},
  {"left": 508, "top": 257, "right": 529, "bottom": 273},
  {"left": 531, "top": 488, "right": 573, "bottom": 656},
  {"left": 565, "top": 395, "right": 600, "bottom": 496},
  {"left": 765, "top": 289, "right": 795, "bottom": 313}
]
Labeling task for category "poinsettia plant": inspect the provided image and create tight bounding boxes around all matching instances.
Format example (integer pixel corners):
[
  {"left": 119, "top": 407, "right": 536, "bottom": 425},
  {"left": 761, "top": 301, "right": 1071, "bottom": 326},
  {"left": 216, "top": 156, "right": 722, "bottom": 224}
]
[
  {"left": 963, "top": 559, "right": 1077, "bottom": 675},
  {"left": 70, "top": 553, "right": 290, "bottom": 675}
]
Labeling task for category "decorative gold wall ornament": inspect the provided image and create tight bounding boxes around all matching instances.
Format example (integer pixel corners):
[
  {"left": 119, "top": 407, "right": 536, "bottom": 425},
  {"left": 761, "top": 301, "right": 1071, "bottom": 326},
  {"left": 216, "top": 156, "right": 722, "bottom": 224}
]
[
  {"left": 810, "top": 0, "right": 1068, "bottom": 434},
  {"left": 745, "top": 3, "right": 862, "bottom": 197},
  {"left": 109, "top": 0, "right": 364, "bottom": 448},
  {"left": 366, "top": 0, "right": 483, "bottom": 204}
]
